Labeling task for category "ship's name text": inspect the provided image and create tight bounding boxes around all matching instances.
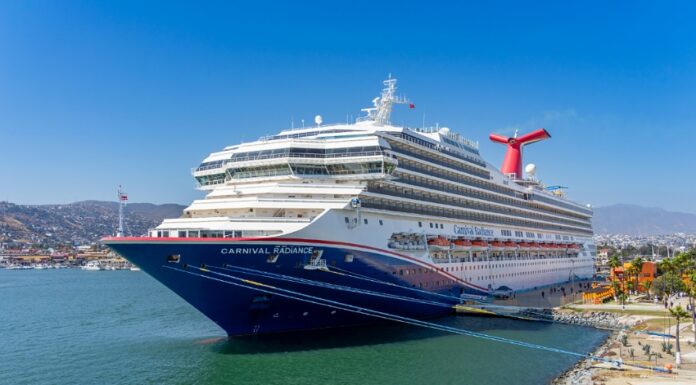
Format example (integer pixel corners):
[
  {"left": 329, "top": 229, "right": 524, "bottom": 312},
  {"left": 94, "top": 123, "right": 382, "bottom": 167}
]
[
  {"left": 453, "top": 225, "right": 494, "bottom": 237},
  {"left": 220, "top": 246, "right": 314, "bottom": 255}
]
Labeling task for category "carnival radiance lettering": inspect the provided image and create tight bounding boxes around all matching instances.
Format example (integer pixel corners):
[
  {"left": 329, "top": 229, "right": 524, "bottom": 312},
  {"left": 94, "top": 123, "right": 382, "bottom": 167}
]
[
  {"left": 220, "top": 246, "right": 314, "bottom": 255},
  {"left": 453, "top": 225, "right": 494, "bottom": 237}
]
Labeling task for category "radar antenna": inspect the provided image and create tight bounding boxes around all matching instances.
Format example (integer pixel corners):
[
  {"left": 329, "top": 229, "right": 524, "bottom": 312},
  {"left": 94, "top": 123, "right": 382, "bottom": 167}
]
[
  {"left": 359, "top": 74, "right": 412, "bottom": 125},
  {"left": 117, "top": 186, "right": 128, "bottom": 237}
]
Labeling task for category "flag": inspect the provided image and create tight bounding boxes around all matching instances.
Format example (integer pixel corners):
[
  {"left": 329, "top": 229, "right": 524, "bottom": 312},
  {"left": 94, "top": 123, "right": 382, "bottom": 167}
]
[
  {"left": 409, "top": 103, "right": 415, "bottom": 109},
  {"left": 119, "top": 194, "right": 128, "bottom": 201}
]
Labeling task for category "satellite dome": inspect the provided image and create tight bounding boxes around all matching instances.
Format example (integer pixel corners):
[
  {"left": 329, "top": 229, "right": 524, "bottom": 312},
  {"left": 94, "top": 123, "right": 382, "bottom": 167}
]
[
  {"left": 314, "top": 115, "right": 323, "bottom": 126},
  {"left": 524, "top": 163, "right": 536, "bottom": 176},
  {"left": 439, "top": 127, "right": 450, "bottom": 135}
]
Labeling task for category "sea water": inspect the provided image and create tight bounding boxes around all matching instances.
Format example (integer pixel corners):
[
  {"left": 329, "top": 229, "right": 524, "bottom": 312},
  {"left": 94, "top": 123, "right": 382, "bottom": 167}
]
[{"left": 0, "top": 270, "right": 607, "bottom": 385}]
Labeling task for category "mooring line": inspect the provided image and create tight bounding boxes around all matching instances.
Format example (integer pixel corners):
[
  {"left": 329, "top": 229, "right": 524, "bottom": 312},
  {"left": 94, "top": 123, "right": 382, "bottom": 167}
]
[
  {"left": 211, "top": 264, "right": 453, "bottom": 308},
  {"left": 164, "top": 264, "right": 669, "bottom": 373}
]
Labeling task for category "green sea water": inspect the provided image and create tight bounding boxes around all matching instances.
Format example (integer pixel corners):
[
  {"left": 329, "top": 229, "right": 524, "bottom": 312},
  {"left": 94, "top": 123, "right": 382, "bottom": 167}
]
[{"left": 0, "top": 270, "right": 607, "bottom": 385}]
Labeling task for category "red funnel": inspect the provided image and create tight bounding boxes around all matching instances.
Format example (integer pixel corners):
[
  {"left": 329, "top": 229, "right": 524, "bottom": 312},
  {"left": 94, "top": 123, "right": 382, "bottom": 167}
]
[{"left": 489, "top": 128, "right": 550, "bottom": 178}]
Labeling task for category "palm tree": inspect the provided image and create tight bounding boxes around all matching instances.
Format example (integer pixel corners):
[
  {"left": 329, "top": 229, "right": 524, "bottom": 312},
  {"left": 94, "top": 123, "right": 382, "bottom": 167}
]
[
  {"left": 643, "top": 279, "right": 652, "bottom": 297},
  {"left": 687, "top": 269, "right": 696, "bottom": 343},
  {"left": 609, "top": 255, "right": 621, "bottom": 301},
  {"left": 631, "top": 256, "right": 644, "bottom": 294},
  {"left": 669, "top": 305, "right": 689, "bottom": 366},
  {"left": 659, "top": 258, "right": 674, "bottom": 302},
  {"left": 626, "top": 264, "right": 637, "bottom": 296}
]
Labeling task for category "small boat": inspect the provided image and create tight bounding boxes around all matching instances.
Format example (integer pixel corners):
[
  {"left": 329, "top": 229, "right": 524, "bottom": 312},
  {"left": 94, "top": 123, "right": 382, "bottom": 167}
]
[
  {"left": 451, "top": 239, "right": 472, "bottom": 252},
  {"left": 503, "top": 241, "right": 518, "bottom": 251},
  {"left": 489, "top": 240, "right": 505, "bottom": 251},
  {"left": 470, "top": 239, "right": 489, "bottom": 251},
  {"left": 567, "top": 244, "right": 581, "bottom": 253},
  {"left": 81, "top": 261, "right": 103, "bottom": 271},
  {"left": 427, "top": 236, "right": 451, "bottom": 251}
]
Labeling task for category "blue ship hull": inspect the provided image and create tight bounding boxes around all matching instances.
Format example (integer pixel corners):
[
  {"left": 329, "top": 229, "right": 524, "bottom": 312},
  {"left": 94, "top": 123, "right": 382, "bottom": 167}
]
[{"left": 104, "top": 238, "right": 488, "bottom": 336}]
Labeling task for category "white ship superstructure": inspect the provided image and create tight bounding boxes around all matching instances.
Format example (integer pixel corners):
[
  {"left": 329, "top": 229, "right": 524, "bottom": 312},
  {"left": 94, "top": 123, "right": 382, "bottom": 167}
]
[{"left": 152, "top": 76, "right": 595, "bottom": 294}]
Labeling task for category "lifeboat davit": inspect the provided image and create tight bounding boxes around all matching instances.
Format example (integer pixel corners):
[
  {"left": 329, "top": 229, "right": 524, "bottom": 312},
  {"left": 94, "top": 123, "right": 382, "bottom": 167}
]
[
  {"left": 452, "top": 239, "right": 473, "bottom": 252},
  {"left": 428, "top": 236, "right": 451, "bottom": 251}
]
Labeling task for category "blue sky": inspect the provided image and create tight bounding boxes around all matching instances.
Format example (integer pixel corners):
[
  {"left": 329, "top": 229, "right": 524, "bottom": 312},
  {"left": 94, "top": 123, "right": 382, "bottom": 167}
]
[{"left": 1, "top": 1, "right": 695, "bottom": 212}]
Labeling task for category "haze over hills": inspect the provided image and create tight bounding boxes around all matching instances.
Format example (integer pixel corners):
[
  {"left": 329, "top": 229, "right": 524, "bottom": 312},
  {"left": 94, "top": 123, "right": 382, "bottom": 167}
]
[
  {"left": 0, "top": 201, "right": 186, "bottom": 247},
  {"left": 592, "top": 204, "right": 696, "bottom": 236}
]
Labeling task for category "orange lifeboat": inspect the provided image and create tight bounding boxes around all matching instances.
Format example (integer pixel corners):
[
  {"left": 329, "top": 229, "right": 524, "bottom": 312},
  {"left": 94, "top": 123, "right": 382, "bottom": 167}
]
[
  {"left": 452, "top": 239, "right": 473, "bottom": 251},
  {"left": 428, "top": 236, "right": 451, "bottom": 251},
  {"left": 518, "top": 242, "right": 532, "bottom": 251},
  {"left": 470, "top": 239, "right": 489, "bottom": 251},
  {"left": 489, "top": 240, "right": 505, "bottom": 251},
  {"left": 503, "top": 241, "right": 518, "bottom": 250}
]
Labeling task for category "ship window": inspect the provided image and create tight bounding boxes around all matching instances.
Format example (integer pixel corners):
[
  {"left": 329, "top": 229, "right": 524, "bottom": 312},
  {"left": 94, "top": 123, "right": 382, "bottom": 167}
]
[
  {"left": 344, "top": 254, "right": 354, "bottom": 263},
  {"left": 418, "top": 221, "right": 422, "bottom": 227},
  {"left": 167, "top": 254, "right": 180, "bottom": 263},
  {"left": 429, "top": 223, "right": 433, "bottom": 228},
  {"left": 178, "top": 231, "right": 187, "bottom": 238},
  {"left": 364, "top": 218, "right": 368, "bottom": 225},
  {"left": 188, "top": 230, "right": 199, "bottom": 238},
  {"left": 379, "top": 219, "right": 383, "bottom": 226}
]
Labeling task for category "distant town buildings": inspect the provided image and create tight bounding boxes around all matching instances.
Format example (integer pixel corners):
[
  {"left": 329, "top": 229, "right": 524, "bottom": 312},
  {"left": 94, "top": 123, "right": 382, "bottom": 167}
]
[{"left": 594, "top": 233, "right": 695, "bottom": 259}]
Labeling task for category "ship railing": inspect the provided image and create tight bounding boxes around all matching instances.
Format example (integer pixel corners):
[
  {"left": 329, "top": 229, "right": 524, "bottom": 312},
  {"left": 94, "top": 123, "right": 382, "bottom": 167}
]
[{"left": 229, "top": 150, "right": 386, "bottom": 163}]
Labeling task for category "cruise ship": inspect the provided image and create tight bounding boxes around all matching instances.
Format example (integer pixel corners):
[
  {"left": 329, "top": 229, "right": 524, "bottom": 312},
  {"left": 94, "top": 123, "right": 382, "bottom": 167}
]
[{"left": 104, "top": 77, "right": 595, "bottom": 336}]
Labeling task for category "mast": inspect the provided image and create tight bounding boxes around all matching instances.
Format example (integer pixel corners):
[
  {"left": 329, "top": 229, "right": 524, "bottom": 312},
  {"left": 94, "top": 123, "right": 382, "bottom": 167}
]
[
  {"left": 117, "top": 186, "right": 128, "bottom": 237},
  {"left": 359, "top": 74, "right": 412, "bottom": 125}
]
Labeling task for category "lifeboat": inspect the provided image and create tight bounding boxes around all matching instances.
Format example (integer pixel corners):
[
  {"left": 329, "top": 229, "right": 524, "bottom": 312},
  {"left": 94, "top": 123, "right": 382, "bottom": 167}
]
[
  {"left": 452, "top": 239, "right": 473, "bottom": 252},
  {"left": 428, "top": 236, "right": 451, "bottom": 251},
  {"left": 568, "top": 243, "right": 582, "bottom": 253},
  {"left": 517, "top": 242, "right": 532, "bottom": 251},
  {"left": 470, "top": 239, "right": 489, "bottom": 251},
  {"left": 489, "top": 240, "right": 505, "bottom": 251},
  {"left": 529, "top": 242, "right": 541, "bottom": 251},
  {"left": 503, "top": 241, "right": 518, "bottom": 251}
]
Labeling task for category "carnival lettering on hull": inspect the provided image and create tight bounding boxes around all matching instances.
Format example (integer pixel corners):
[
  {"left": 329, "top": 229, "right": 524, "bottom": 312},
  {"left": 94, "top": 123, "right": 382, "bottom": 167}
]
[{"left": 453, "top": 225, "right": 495, "bottom": 237}]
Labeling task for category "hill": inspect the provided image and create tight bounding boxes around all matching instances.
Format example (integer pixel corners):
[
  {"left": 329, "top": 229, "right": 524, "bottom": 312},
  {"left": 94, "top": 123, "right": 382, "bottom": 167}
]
[
  {"left": 0, "top": 201, "right": 186, "bottom": 246},
  {"left": 592, "top": 204, "right": 696, "bottom": 236}
]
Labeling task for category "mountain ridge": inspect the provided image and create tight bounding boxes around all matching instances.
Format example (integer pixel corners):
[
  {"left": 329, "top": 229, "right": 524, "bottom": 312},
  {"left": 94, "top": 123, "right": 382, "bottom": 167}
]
[
  {"left": 592, "top": 204, "right": 696, "bottom": 236},
  {"left": 0, "top": 200, "right": 186, "bottom": 246}
]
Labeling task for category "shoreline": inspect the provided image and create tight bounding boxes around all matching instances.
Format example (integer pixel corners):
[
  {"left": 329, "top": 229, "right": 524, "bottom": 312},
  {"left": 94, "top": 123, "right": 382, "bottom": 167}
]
[
  {"left": 553, "top": 329, "right": 617, "bottom": 385},
  {"left": 551, "top": 306, "right": 696, "bottom": 385}
]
